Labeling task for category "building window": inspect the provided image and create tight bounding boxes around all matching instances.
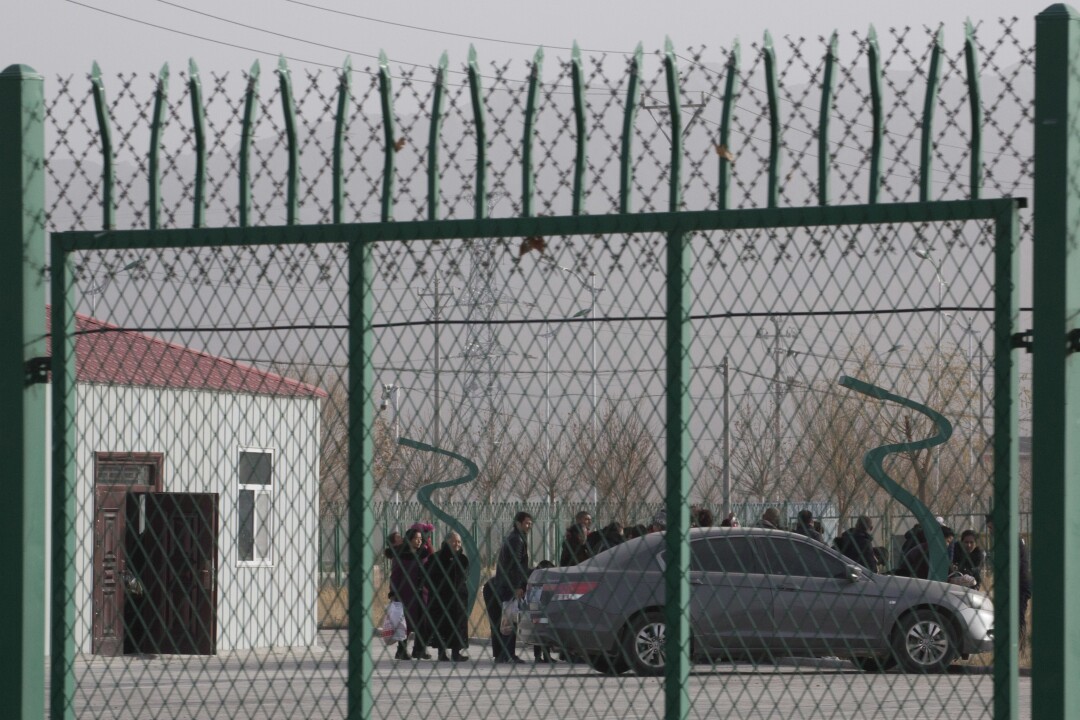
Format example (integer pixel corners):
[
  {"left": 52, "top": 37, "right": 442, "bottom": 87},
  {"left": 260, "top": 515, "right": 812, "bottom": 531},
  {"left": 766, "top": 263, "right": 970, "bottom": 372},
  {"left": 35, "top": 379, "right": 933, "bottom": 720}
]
[{"left": 238, "top": 449, "right": 273, "bottom": 564}]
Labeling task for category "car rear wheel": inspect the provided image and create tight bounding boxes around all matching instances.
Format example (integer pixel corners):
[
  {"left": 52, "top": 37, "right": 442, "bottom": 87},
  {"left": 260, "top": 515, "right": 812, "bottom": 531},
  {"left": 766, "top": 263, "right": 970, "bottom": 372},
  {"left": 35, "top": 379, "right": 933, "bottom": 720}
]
[
  {"left": 892, "top": 609, "right": 957, "bottom": 673},
  {"left": 622, "top": 612, "right": 667, "bottom": 676}
]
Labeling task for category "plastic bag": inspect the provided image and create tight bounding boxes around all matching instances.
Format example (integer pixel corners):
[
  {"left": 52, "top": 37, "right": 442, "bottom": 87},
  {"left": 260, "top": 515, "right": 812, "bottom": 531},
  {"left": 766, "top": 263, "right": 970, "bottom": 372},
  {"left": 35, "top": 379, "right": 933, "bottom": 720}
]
[
  {"left": 380, "top": 600, "right": 408, "bottom": 645},
  {"left": 500, "top": 598, "right": 524, "bottom": 636}
]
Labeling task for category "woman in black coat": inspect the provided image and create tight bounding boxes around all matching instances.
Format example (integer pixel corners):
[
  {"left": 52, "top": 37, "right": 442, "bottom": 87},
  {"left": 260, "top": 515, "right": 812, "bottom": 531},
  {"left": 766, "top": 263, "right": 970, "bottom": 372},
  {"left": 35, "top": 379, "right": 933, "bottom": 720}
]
[
  {"left": 385, "top": 528, "right": 433, "bottom": 660},
  {"left": 426, "top": 531, "right": 470, "bottom": 661}
]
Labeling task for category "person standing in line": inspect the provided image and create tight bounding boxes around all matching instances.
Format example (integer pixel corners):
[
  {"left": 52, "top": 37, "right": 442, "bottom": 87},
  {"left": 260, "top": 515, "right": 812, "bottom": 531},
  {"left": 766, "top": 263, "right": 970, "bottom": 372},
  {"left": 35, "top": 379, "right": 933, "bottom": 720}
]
[
  {"left": 559, "top": 510, "right": 594, "bottom": 566},
  {"left": 756, "top": 507, "right": 782, "bottom": 530},
  {"left": 426, "top": 531, "right": 470, "bottom": 662},
  {"left": 559, "top": 524, "right": 590, "bottom": 567},
  {"left": 952, "top": 529, "right": 986, "bottom": 589},
  {"left": 837, "top": 516, "right": 882, "bottom": 571},
  {"left": 486, "top": 511, "right": 533, "bottom": 664},
  {"left": 793, "top": 509, "right": 825, "bottom": 543},
  {"left": 385, "top": 528, "right": 433, "bottom": 660}
]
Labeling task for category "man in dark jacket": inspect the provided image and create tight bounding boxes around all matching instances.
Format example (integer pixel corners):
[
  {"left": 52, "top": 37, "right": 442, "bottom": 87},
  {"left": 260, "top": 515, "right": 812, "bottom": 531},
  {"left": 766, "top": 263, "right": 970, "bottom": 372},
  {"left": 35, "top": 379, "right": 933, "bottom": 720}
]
[
  {"left": 793, "top": 509, "right": 825, "bottom": 544},
  {"left": 756, "top": 507, "right": 782, "bottom": 530},
  {"left": 486, "top": 511, "right": 533, "bottom": 663},
  {"left": 894, "top": 525, "right": 953, "bottom": 579},
  {"left": 837, "top": 516, "right": 881, "bottom": 571},
  {"left": 586, "top": 521, "right": 624, "bottom": 555},
  {"left": 560, "top": 511, "right": 594, "bottom": 566}
]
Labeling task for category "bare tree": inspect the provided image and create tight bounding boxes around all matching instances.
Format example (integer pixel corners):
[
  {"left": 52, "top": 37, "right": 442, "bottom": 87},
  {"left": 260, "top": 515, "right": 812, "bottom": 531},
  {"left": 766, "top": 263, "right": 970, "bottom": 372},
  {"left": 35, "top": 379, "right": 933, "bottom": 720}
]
[
  {"left": 791, "top": 384, "right": 886, "bottom": 530},
  {"left": 570, "top": 404, "right": 661, "bottom": 521},
  {"left": 728, "top": 405, "right": 790, "bottom": 503}
]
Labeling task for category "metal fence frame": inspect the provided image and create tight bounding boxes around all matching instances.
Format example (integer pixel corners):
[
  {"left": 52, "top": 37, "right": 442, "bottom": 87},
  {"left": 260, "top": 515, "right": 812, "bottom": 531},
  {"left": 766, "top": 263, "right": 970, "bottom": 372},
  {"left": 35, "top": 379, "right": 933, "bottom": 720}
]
[
  {"left": 48, "top": 198, "right": 1022, "bottom": 720},
  {"left": 4, "top": 6, "right": 1080, "bottom": 720}
]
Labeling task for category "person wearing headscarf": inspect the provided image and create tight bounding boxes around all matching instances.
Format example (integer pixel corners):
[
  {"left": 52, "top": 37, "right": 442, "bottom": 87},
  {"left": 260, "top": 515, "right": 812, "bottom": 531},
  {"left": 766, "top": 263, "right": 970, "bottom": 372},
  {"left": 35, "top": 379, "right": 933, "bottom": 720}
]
[
  {"left": 385, "top": 527, "right": 433, "bottom": 660},
  {"left": 426, "top": 531, "right": 470, "bottom": 661}
]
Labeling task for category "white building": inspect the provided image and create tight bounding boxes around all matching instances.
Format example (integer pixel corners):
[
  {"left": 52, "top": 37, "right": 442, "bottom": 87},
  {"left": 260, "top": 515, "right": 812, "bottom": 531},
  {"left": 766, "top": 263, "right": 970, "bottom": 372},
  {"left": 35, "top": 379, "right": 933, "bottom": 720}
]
[{"left": 52, "top": 312, "right": 324, "bottom": 655}]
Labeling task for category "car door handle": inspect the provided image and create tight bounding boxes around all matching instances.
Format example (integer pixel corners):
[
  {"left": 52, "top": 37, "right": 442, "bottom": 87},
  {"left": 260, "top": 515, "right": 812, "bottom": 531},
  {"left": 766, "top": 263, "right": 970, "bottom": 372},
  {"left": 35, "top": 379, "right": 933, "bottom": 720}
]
[
  {"left": 779, "top": 585, "right": 799, "bottom": 592},
  {"left": 690, "top": 579, "right": 705, "bottom": 586}
]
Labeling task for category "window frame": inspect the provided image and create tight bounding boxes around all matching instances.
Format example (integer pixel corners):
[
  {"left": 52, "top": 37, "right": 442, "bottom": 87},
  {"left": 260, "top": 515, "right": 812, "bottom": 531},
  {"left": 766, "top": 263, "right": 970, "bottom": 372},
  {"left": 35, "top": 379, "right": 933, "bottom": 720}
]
[{"left": 237, "top": 447, "right": 275, "bottom": 567}]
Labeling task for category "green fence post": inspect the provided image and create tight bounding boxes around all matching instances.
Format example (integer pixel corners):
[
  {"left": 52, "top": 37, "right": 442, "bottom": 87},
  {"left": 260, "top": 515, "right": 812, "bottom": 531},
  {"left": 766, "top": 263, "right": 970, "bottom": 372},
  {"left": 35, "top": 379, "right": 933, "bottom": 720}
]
[
  {"left": 763, "top": 32, "right": 782, "bottom": 209},
  {"left": 714, "top": 41, "right": 740, "bottom": 212},
  {"left": 1033, "top": 5, "right": 1080, "bottom": 719},
  {"left": 662, "top": 38, "right": 690, "bottom": 720},
  {"left": 89, "top": 63, "right": 114, "bottom": 230},
  {"left": 619, "top": 44, "right": 642, "bottom": 214},
  {"left": 333, "top": 56, "right": 352, "bottom": 225},
  {"left": 964, "top": 20, "right": 983, "bottom": 200},
  {"left": 0, "top": 63, "right": 47, "bottom": 720},
  {"left": 664, "top": 223, "right": 691, "bottom": 720},
  {"left": 817, "top": 32, "right": 838, "bottom": 206},
  {"left": 348, "top": 233, "right": 376, "bottom": 720},
  {"left": 867, "top": 26, "right": 883, "bottom": 204},
  {"left": 277, "top": 56, "right": 299, "bottom": 226},
  {"left": 919, "top": 27, "right": 944, "bottom": 202},
  {"left": 148, "top": 63, "right": 169, "bottom": 230},
  {"left": 523, "top": 48, "right": 543, "bottom": 218},
  {"left": 992, "top": 199, "right": 1022, "bottom": 720},
  {"left": 428, "top": 53, "right": 447, "bottom": 222},
  {"left": 571, "top": 42, "right": 587, "bottom": 216},
  {"left": 188, "top": 59, "right": 207, "bottom": 228},
  {"left": 467, "top": 46, "right": 487, "bottom": 219},
  {"left": 239, "top": 60, "right": 260, "bottom": 228},
  {"left": 378, "top": 52, "right": 395, "bottom": 224}
]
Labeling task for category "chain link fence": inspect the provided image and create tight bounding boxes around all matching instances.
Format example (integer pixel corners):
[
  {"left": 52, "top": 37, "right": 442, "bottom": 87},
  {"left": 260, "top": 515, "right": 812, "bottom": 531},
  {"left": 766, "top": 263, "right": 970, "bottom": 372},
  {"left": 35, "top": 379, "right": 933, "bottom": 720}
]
[{"left": 37, "top": 18, "right": 1034, "bottom": 720}]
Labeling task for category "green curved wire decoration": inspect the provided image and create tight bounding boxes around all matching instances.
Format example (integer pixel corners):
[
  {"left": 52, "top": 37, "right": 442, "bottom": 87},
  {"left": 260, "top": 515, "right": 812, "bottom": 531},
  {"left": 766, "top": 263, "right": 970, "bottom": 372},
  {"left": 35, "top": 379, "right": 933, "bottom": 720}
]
[
  {"left": 839, "top": 375, "right": 953, "bottom": 581},
  {"left": 397, "top": 437, "right": 482, "bottom": 611}
]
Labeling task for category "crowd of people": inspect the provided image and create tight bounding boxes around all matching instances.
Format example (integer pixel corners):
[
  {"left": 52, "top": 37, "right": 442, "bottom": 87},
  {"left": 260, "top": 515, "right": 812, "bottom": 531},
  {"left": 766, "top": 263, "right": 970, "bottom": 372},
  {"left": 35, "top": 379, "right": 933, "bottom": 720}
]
[{"left": 382, "top": 505, "right": 1030, "bottom": 665}]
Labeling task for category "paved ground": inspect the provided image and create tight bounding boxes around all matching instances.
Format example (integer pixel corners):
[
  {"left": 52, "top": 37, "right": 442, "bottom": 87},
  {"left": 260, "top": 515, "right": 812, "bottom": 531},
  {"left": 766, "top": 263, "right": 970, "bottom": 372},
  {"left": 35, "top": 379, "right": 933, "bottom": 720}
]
[{"left": 53, "top": 630, "right": 1028, "bottom": 719}]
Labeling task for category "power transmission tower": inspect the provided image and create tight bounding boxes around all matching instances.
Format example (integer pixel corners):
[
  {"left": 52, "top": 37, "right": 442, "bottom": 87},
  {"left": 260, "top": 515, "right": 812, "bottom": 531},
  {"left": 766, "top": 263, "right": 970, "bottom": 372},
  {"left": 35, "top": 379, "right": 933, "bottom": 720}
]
[{"left": 454, "top": 192, "right": 518, "bottom": 425}]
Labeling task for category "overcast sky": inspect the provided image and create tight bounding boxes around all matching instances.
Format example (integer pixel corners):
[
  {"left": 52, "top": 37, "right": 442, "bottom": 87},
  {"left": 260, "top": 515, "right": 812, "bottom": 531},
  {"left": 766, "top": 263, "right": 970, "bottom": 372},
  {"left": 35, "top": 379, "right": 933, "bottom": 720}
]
[{"left": 3, "top": 0, "right": 1056, "bottom": 79}]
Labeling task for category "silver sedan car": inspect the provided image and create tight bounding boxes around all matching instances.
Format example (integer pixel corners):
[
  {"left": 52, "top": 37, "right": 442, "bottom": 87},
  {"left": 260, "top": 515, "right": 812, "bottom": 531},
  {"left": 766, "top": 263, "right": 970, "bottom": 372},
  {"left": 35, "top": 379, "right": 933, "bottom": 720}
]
[{"left": 522, "top": 527, "right": 993, "bottom": 675}]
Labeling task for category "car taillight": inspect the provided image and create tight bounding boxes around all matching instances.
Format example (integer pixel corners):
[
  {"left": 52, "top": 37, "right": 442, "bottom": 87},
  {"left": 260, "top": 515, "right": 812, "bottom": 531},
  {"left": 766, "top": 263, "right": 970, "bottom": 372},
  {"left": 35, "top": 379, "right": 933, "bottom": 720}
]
[{"left": 544, "top": 581, "right": 599, "bottom": 601}]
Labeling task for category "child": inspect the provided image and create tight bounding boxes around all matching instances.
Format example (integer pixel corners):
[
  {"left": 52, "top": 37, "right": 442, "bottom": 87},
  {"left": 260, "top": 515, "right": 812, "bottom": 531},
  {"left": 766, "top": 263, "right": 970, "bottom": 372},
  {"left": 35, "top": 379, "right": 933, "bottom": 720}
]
[{"left": 533, "top": 560, "right": 556, "bottom": 664}]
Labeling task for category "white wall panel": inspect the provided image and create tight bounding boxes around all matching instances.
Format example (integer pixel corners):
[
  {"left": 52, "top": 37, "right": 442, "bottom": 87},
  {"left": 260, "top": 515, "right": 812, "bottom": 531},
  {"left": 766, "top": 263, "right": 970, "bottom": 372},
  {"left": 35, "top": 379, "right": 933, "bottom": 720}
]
[{"left": 67, "top": 384, "right": 321, "bottom": 653}]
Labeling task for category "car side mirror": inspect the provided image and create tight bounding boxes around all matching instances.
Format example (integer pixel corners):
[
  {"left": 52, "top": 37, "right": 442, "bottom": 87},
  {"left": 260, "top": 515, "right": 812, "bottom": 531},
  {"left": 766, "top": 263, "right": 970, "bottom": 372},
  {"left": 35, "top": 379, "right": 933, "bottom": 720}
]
[{"left": 846, "top": 565, "right": 862, "bottom": 583}]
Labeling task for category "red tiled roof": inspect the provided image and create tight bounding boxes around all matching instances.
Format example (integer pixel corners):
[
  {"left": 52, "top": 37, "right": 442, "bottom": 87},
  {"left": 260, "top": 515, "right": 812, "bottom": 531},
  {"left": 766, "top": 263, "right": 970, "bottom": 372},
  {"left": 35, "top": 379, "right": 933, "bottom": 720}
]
[{"left": 47, "top": 309, "right": 326, "bottom": 398}]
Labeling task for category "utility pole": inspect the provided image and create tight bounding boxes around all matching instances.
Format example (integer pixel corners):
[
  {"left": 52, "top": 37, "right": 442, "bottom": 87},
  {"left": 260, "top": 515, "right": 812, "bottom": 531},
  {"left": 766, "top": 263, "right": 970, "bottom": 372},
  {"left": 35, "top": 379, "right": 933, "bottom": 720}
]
[{"left": 756, "top": 317, "right": 796, "bottom": 492}]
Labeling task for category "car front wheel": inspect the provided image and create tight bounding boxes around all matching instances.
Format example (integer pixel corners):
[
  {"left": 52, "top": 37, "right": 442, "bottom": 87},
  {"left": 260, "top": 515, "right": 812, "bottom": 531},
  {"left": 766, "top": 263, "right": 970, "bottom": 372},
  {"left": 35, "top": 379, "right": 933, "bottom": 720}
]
[
  {"left": 892, "top": 609, "right": 957, "bottom": 673},
  {"left": 622, "top": 612, "right": 667, "bottom": 676}
]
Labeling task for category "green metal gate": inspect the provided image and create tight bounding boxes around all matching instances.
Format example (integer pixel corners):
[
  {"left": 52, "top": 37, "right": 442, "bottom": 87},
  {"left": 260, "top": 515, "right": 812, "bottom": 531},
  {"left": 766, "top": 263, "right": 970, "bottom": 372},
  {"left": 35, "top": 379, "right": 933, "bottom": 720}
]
[{"left": 7, "top": 9, "right": 1079, "bottom": 720}]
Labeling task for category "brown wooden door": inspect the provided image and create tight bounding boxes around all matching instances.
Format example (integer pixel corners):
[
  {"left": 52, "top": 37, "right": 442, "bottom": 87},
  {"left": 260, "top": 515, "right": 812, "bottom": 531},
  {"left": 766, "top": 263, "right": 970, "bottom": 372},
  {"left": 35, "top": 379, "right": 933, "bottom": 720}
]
[
  {"left": 91, "top": 486, "right": 127, "bottom": 656},
  {"left": 91, "top": 453, "right": 163, "bottom": 656},
  {"left": 127, "top": 493, "right": 218, "bottom": 655}
]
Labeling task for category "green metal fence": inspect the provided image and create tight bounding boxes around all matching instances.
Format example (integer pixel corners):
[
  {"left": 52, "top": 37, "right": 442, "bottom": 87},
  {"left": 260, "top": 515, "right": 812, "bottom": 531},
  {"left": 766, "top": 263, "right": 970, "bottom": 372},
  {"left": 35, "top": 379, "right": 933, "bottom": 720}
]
[{"left": 6, "top": 9, "right": 1079, "bottom": 720}]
